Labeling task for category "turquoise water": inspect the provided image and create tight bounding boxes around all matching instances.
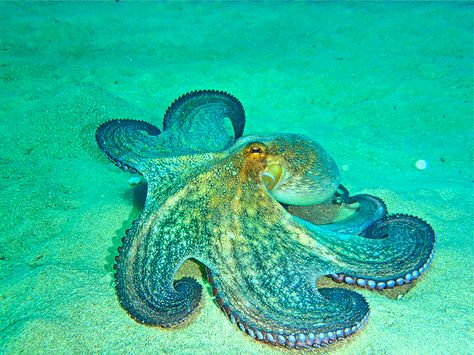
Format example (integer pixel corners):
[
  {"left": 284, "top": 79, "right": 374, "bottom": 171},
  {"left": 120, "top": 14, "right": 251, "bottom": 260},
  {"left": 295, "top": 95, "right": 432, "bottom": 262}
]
[{"left": 0, "top": 2, "right": 472, "bottom": 354}]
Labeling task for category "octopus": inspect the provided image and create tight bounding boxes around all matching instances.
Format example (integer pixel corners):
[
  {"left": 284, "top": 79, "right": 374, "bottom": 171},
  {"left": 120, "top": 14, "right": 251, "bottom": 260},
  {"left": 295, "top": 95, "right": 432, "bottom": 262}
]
[{"left": 96, "top": 90, "right": 435, "bottom": 349}]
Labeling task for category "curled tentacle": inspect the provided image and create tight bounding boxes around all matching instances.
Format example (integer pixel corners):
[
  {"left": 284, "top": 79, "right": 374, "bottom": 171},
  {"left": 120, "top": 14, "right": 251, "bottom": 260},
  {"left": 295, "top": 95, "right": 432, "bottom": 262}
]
[
  {"left": 339, "top": 194, "right": 388, "bottom": 234},
  {"left": 96, "top": 90, "right": 245, "bottom": 174},
  {"left": 288, "top": 193, "right": 387, "bottom": 234},
  {"left": 207, "top": 268, "right": 368, "bottom": 348},
  {"left": 114, "top": 213, "right": 202, "bottom": 326},
  {"left": 96, "top": 119, "right": 161, "bottom": 173},
  {"left": 302, "top": 214, "right": 436, "bottom": 290},
  {"left": 283, "top": 180, "right": 433, "bottom": 290},
  {"left": 163, "top": 90, "right": 245, "bottom": 153},
  {"left": 334, "top": 184, "right": 351, "bottom": 204},
  {"left": 334, "top": 214, "right": 435, "bottom": 289}
]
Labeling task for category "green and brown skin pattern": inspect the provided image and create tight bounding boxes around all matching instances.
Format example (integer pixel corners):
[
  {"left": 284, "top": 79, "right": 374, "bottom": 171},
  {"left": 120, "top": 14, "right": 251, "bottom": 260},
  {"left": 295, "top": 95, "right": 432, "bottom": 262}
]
[{"left": 96, "top": 90, "right": 435, "bottom": 349}]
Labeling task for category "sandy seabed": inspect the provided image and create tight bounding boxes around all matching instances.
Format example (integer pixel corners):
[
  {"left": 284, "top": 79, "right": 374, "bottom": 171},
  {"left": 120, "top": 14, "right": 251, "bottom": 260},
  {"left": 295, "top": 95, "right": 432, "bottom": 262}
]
[{"left": 0, "top": 2, "right": 472, "bottom": 354}]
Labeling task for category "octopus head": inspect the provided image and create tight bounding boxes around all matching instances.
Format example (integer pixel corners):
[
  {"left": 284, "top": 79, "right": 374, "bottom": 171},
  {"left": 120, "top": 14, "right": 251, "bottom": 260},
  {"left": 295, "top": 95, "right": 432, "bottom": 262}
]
[{"left": 233, "top": 134, "right": 339, "bottom": 205}]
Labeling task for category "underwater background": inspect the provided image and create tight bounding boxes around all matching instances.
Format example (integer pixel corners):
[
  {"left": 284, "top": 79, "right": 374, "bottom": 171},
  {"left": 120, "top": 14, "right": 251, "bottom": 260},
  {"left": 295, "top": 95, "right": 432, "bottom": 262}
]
[{"left": 0, "top": 1, "right": 472, "bottom": 354}]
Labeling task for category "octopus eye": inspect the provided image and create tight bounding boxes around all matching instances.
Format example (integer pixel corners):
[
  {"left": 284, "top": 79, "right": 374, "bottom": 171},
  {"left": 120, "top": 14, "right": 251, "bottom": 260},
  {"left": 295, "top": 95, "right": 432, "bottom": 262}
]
[{"left": 245, "top": 143, "right": 267, "bottom": 158}]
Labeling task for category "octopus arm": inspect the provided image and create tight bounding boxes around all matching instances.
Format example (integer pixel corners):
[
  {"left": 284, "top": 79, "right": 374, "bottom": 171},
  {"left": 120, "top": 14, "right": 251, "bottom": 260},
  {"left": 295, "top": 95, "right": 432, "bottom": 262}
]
[
  {"left": 114, "top": 207, "right": 202, "bottom": 327},
  {"left": 96, "top": 119, "right": 162, "bottom": 174},
  {"left": 301, "top": 214, "right": 436, "bottom": 289},
  {"left": 316, "top": 194, "right": 388, "bottom": 234},
  {"left": 287, "top": 190, "right": 387, "bottom": 235},
  {"left": 162, "top": 89, "right": 245, "bottom": 153},
  {"left": 96, "top": 90, "right": 245, "bottom": 174},
  {"left": 202, "top": 210, "right": 369, "bottom": 348}
]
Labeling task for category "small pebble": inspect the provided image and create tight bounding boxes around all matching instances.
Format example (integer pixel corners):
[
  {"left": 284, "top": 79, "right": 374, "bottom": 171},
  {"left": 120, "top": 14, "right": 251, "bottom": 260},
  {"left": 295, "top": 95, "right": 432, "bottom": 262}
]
[
  {"left": 128, "top": 175, "right": 143, "bottom": 186},
  {"left": 415, "top": 159, "right": 428, "bottom": 170}
]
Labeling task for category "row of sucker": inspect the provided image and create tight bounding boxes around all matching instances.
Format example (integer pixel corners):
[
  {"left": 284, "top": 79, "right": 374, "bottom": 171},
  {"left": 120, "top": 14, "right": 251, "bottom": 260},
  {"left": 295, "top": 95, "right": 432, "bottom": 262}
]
[
  {"left": 163, "top": 89, "right": 245, "bottom": 139},
  {"left": 206, "top": 268, "right": 369, "bottom": 349},
  {"left": 330, "top": 214, "right": 436, "bottom": 290},
  {"left": 96, "top": 90, "right": 246, "bottom": 172},
  {"left": 113, "top": 219, "right": 140, "bottom": 315},
  {"left": 96, "top": 119, "right": 162, "bottom": 174}
]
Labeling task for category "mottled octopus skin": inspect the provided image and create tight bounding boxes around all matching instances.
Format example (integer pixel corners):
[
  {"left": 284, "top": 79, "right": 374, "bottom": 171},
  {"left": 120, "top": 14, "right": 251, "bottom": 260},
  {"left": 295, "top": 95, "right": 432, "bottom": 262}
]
[{"left": 95, "top": 90, "right": 436, "bottom": 349}]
